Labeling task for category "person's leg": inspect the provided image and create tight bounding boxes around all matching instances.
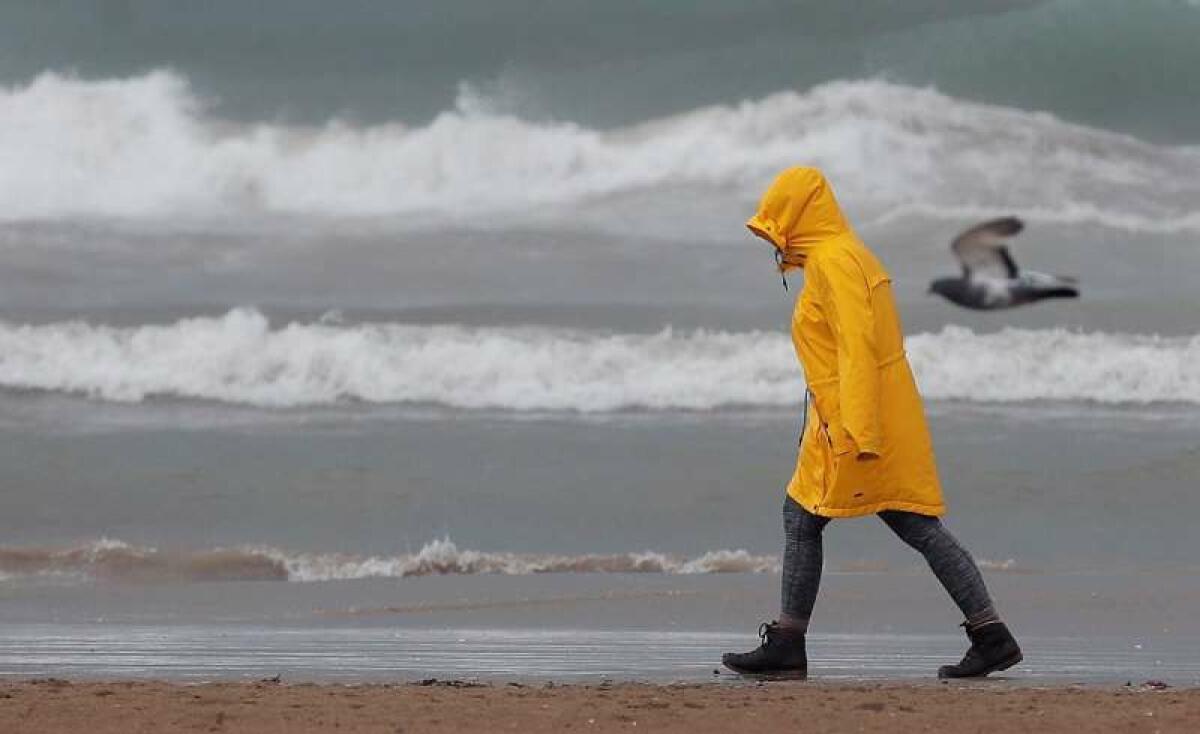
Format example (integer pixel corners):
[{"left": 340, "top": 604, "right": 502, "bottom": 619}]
[
  {"left": 878, "top": 510, "right": 1021, "bottom": 677},
  {"left": 721, "top": 495, "right": 828, "bottom": 674},
  {"left": 877, "top": 511, "right": 998, "bottom": 627},
  {"left": 780, "top": 495, "right": 832, "bottom": 631}
]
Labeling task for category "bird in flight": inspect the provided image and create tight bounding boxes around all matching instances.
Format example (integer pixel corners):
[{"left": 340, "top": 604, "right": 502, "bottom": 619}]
[{"left": 929, "top": 217, "right": 1079, "bottom": 310}]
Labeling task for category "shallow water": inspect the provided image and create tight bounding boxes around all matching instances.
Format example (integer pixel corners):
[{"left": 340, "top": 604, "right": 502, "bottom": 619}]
[
  {"left": 4, "top": 569, "right": 1200, "bottom": 683},
  {"left": 5, "top": 626, "right": 1198, "bottom": 684},
  {"left": 1, "top": 405, "right": 1196, "bottom": 571}
]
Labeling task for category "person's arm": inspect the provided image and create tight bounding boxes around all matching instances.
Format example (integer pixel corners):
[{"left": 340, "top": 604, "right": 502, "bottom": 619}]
[{"left": 816, "top": 253, "right": 882, "bottom": 460}]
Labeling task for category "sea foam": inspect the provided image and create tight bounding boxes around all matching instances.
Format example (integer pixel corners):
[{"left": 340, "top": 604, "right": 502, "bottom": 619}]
[
  {"left": 0, "top": 309, "right": 1196, "bottom": 410},
  {"left": 0, "top": 537, "right": 778, "bottom": 583},
  {"left": 0, "top": 537, "right": 1030, "bottom": 583},
  {"left": 0, "top": 71, "right": 1197, "bottom": 233}
]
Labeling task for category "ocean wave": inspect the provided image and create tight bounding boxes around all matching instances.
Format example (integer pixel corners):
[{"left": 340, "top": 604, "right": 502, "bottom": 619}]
[
  {"left": 905, "top": 326, "right": 1200, "bottom": 405},
  {"left": 0, "top": 538, "right": 778, "bottom": 583},
  {"left": 0, "top": 537, "right": 1031, "bottom": 584},
  {"left": 1, "top": 309, "right": 1197, "bottom": 409},
  {"left": 0, "top": 537, "right": 1027, "bottom": 584},
  {"left": 1, "top": 70, "right": 1197, "bottom": 232}
]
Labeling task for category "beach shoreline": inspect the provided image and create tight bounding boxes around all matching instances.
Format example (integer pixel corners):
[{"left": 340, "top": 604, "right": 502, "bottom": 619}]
[{"left": 2, "top": 678, "right": 1196, "bottom": 733}]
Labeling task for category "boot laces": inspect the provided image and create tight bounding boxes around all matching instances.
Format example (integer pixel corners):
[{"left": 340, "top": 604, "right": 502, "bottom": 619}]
[{"left": 757, "top": 621, "right": 781, "bottom": 647}]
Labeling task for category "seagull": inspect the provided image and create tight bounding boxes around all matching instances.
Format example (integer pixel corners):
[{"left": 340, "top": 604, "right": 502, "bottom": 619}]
[{"left": 928, "top": 217, "right": 1079, "bottom": 310}]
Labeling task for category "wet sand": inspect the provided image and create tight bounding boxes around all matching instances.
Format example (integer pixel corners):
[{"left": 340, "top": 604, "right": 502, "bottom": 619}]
[{"left": 2, "top": 679, "right": 1197, "bottom": 733}]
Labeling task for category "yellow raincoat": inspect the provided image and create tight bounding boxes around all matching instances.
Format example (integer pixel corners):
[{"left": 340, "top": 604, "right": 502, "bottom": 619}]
[{"left": 747, "top": 167, "right": 945, "bottom": 517}]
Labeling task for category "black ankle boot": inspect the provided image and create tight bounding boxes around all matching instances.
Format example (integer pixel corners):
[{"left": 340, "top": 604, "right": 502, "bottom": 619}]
[
  {"left": 722, "top": 621, "right": 807, "bottom": 676},
  {"left": 938, "top": 621, "right": 1022, "bottom": 678}
]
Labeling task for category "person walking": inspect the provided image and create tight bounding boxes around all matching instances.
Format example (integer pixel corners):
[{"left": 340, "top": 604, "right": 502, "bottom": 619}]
[{"left": 722, "top": 167, "right": 1022, "bottom": 678}]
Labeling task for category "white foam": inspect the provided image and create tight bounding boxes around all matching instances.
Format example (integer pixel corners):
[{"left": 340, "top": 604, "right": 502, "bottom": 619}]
[
  {"left": 0, "top": 537, "right": 779, "bottom": 583},
  {"left": 1, "top": 71, "right": 1197, "bottom": 232},
  {"left": 0, "top": 537, "right": 1036, "bottom": 583},
  {"left": 906, "top": 326, "right": 1200, "bottom": 405},
  {"left": 270, "top": 539, "right": 780, "bottom": 582},
  {"left": 0, "top": 310, "right": 1197, "bottom": 409},
  {"left": 271, "top": 539, "right": 777, "bottom": 578}
]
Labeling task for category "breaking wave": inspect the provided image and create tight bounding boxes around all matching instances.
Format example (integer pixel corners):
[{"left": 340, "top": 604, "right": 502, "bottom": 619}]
[
  {"left": 1, "top": 309, "right": 1198, "bottom": 409},
  {"left": 1, "top": 70, "right": 1197, "bottom": 232},
  {"left": 0, "top": 538, "right": 777, "bottom": 583},
  {"left": 905, "top": 327, "right": 1200, "bottom": 404},
  {"left": 0, "top": 309, "right": 1197, "bottom": 410},
  {"left": 0, "top": 537, "right": 1023, "bottom": 584}
]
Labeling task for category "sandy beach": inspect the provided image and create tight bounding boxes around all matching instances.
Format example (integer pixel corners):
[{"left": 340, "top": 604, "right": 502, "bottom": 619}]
[{"left": 2, "top": 679, "right": 1197, "bottom": 733}]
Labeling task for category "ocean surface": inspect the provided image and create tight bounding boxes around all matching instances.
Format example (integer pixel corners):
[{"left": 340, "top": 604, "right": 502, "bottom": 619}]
[{"left": 1, "top": 0, "right": 1198, "bottom": 683}]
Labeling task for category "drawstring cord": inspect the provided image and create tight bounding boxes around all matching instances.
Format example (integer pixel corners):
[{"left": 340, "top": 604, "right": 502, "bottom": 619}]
[{"left": 797, "top": 388, "right": 810, "bottom": 448}]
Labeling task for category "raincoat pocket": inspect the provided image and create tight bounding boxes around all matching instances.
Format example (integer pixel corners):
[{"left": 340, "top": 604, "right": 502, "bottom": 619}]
[{"left": 812, "top": 421, "right": 851, "bottom": 510}]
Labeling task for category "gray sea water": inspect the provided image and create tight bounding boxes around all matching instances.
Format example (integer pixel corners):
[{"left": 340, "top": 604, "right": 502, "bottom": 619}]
[{"left": 1, "top": 0, "right": 1199, "bottom": 683}]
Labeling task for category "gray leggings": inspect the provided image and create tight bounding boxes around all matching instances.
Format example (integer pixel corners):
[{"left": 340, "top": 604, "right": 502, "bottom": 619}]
[{"left": 781, "top": 496, "right": 997, "bottom": 628}]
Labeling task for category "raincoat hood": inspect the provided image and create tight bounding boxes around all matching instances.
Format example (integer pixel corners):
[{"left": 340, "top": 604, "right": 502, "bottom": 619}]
[{"left": 746, "top": 167, "right": 851, "bottom": 270}]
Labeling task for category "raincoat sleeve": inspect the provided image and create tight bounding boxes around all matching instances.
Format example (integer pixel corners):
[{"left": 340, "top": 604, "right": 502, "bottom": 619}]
[{"left": 815, "top": 253, "right": 883, "bottom": 458}]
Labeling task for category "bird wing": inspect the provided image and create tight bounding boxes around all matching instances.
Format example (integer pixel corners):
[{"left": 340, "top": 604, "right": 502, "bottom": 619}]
[{"left": 951, "top": 217, "right": 1024, "bottom": 279}]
